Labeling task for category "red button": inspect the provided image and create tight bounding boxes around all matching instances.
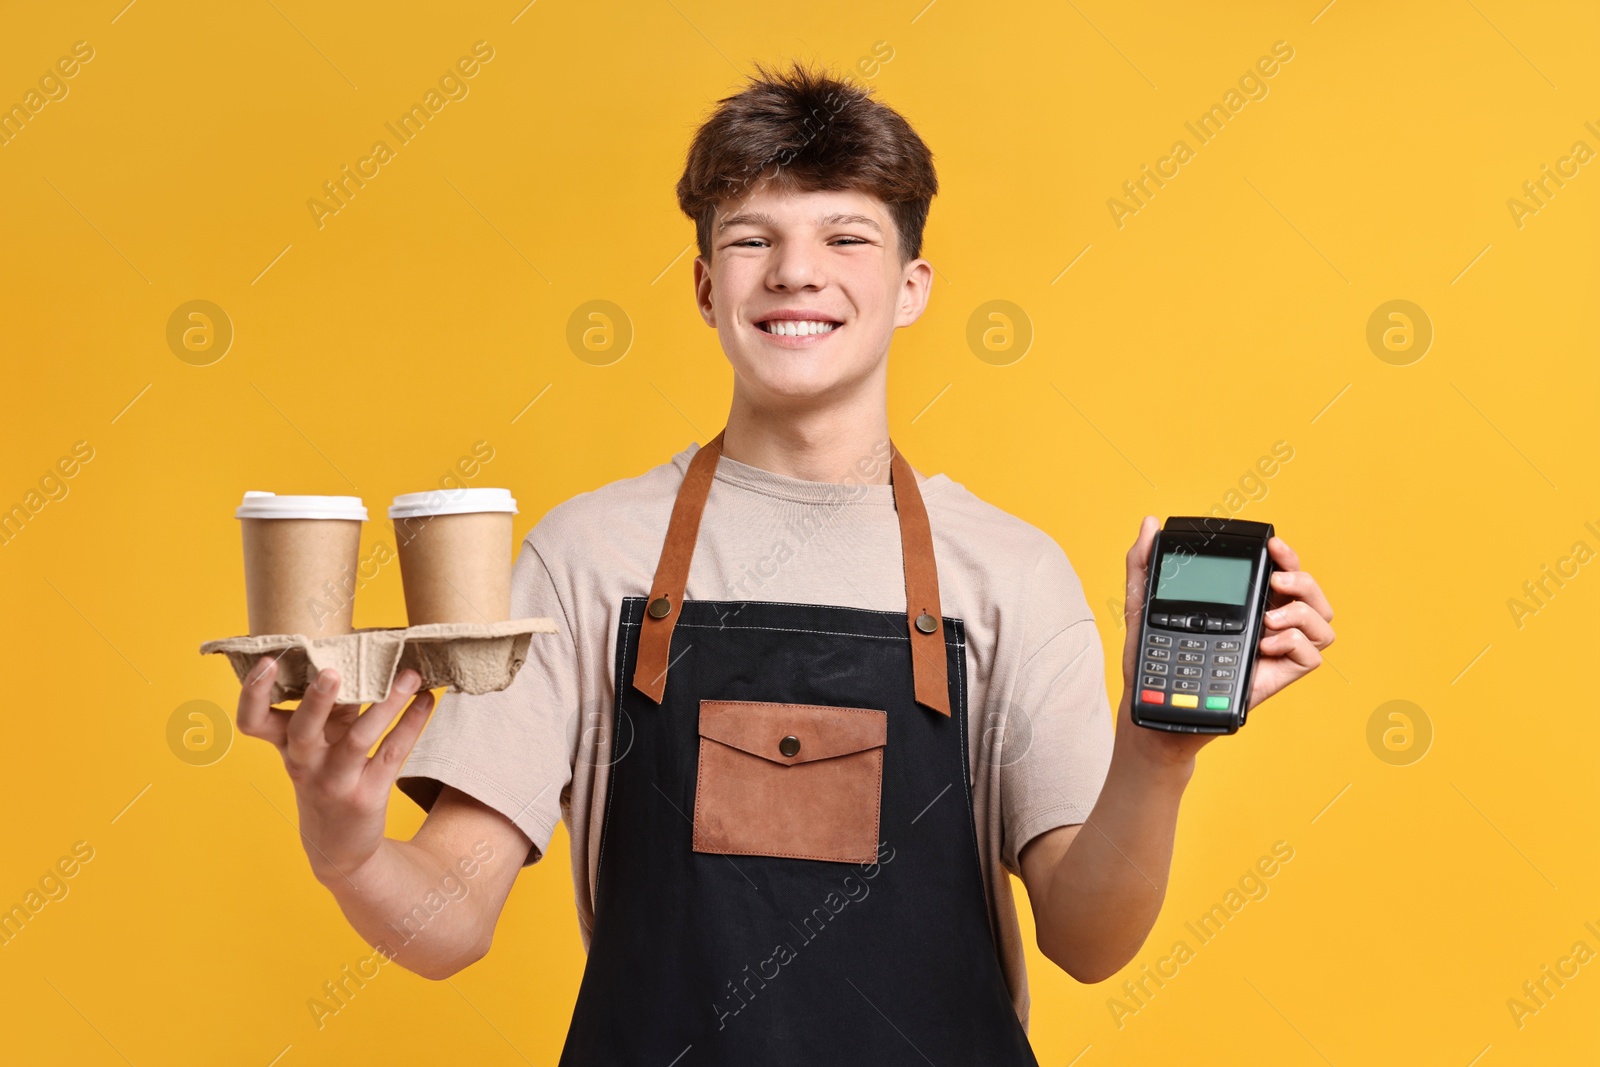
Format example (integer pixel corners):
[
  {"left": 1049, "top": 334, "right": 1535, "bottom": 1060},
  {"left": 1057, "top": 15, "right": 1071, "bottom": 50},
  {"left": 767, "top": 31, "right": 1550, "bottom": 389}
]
[{"left": 1140, "top": 689, "right": 1165, "bottom": 704}]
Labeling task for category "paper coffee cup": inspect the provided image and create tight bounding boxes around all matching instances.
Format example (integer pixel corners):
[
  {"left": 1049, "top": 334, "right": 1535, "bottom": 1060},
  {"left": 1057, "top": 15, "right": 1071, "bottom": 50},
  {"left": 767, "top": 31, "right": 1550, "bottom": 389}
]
[
  {"left": 236, "top": 492, "right": 368, "bottom": 637},
  {"left": 388, "top": 488, "right": 517, "bottom": 625}
]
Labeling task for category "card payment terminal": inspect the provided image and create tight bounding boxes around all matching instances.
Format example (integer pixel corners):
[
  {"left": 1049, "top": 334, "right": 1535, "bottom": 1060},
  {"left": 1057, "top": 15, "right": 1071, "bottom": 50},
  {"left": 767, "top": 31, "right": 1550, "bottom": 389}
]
[{"left": 1131, "top": 517, "right": 1275, "bottom": 735}]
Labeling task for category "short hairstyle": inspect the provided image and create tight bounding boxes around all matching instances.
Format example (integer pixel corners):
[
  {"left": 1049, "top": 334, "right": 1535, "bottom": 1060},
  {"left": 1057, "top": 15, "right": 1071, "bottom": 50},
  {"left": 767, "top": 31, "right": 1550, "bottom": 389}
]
[{"left": 676, "top": 60, "right": 939, "bottom": 265}]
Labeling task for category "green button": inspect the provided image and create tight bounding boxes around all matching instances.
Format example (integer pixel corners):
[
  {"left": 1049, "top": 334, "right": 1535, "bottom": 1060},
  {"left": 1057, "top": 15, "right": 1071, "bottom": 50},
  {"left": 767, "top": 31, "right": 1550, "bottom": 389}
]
[{"left": 1205, "top": 696, "right": 1230, "bottom": 710}]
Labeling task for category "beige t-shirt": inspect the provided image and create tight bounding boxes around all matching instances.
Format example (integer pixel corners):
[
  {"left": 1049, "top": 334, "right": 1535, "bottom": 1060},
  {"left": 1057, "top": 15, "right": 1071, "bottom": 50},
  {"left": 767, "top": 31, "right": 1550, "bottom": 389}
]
[{"left": 397, "top": 441, "right": 1115, "bottom": 1030}]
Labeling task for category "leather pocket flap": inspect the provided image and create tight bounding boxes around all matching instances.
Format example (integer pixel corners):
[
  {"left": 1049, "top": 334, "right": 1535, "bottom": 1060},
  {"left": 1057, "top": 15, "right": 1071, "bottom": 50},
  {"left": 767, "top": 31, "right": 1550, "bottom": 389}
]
[{"left": 698, "top": 700, "right": 886, "bottom": 766}]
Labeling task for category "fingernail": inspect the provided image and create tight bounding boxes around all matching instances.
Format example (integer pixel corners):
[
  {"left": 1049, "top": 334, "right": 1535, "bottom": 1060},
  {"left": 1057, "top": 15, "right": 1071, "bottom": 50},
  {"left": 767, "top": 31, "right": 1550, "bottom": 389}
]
[
  {"left": 397, "top": 671, "right": 420, "bottom": 694},
  {"left": 314, "top": 669, "right": 338, "bottom": 692},
  {"left": 1267, "top": 609, "right": 1284, "bottom": 622},
  {"left": 246, "top": 658, "right": 272, "bottom": 684}
]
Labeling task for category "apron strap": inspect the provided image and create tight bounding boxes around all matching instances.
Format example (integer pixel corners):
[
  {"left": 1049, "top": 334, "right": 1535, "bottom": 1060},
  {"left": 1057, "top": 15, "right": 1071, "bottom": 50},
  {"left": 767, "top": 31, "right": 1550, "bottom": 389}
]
[
  {"left": 631, "top": 432, "right": 952, "bottom": 717},
  {"left": 889, "top": 444, "right": 952, "bottom": 717}
]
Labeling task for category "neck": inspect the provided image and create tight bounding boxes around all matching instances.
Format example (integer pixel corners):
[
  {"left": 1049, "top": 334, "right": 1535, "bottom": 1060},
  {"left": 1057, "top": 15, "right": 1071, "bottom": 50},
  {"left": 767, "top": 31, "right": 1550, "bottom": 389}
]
[{"left": 721, "top": 380, "right": 899, "bottom": 486}]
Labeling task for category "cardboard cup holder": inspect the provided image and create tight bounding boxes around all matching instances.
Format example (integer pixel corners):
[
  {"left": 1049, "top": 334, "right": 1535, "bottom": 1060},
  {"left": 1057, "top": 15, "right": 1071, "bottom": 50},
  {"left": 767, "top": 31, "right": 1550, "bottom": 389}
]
[{"left": 201, "top": 618, "right": 559, "bottom": 705}]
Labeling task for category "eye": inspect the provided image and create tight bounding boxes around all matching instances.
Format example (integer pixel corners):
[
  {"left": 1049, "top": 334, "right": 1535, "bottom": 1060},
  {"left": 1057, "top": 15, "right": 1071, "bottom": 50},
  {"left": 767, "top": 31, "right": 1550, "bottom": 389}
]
[
  {"left": 832, "top": 236, "right": 868, "bottom": 245},
  {"left": 730, "top": 238, "right": 767, "bottom": 248}
]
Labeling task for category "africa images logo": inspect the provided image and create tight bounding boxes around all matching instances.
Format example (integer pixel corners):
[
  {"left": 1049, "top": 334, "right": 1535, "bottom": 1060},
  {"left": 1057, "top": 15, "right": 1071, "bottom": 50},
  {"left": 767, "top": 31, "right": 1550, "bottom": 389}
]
[
  {"left": 1106, "top": 41, "right": 1296, "bottom": 229},
  {"left": 306, "top": 42, "right": 496, "bottom": 230}
]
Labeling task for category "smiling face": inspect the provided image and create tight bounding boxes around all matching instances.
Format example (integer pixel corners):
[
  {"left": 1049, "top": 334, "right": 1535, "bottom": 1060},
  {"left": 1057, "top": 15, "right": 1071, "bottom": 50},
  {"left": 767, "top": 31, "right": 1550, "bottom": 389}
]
[{"left": 693, "top": 178, "right": 934, "bottom": 412}]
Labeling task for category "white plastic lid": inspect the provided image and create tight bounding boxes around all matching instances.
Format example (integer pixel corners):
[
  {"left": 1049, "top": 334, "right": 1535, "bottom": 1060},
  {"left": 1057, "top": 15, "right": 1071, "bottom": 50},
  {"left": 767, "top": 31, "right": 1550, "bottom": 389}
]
[
  {"left": 235, "top": 491, "right": 368, "bottom": 521},
  {"left": 388, "top": 487, "right": 518, "bottom": 520}
]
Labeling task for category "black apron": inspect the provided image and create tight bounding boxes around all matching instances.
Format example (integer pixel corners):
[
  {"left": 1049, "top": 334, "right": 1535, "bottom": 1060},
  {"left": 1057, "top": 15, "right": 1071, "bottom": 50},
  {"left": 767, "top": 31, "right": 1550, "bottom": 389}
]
[{"left": 557, "top": 430, "right": 1039, "bottom": 1065}]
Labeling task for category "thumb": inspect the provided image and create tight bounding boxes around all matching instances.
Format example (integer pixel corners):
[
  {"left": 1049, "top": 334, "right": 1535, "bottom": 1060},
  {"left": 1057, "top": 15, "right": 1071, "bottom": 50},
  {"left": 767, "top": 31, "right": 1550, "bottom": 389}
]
[{"left": 1123, "top": 515, "right": 1159, "bottom": 629}]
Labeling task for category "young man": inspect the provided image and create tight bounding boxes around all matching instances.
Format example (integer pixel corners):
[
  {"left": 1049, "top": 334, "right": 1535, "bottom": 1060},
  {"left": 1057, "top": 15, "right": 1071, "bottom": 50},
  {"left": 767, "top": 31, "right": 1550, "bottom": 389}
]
[{"left": 236, "top": 62, "right": 1334, "bottom": 1062}]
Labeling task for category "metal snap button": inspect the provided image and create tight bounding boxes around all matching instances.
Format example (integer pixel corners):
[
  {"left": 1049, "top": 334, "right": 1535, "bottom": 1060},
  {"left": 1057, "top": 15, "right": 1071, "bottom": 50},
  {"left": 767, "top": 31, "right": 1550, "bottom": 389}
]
[
  {"left": 778, "top": 734, "right": 800, "bottom": 757},
  {"left": 647, "top": 596, "right": 672, "bottom": 619},
  {"left": 915, "top": 612, "right": 938, "bottom": 634}
]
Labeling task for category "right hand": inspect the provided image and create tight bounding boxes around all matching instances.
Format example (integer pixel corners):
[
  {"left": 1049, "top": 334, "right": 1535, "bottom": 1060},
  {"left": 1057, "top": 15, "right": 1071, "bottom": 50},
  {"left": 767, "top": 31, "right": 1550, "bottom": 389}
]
[{"left": 236, "top": 656, "right": 436, "bottom": 886}]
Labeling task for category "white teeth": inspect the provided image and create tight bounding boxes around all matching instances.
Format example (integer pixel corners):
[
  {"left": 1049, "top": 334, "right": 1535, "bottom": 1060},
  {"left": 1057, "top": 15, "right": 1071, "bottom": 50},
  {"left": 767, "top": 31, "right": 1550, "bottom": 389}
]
[{"left": 763, "top": 320, "right": 839, "bottom": 336}]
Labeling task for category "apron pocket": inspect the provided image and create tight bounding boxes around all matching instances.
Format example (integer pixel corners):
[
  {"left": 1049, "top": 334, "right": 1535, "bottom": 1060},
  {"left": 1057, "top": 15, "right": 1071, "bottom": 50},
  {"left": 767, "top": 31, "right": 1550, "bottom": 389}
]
[{"left": 693, "top": 700, "right": 887, "bottom": 864}]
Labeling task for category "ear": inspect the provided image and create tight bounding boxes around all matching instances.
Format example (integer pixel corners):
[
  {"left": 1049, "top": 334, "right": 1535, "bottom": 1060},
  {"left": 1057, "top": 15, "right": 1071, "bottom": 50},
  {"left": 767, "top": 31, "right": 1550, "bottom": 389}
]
[
  {"left": 894, "top": 257, "right": 934, "bottom": 329},
  {"left": 692, "top": 254, "right": 716, "bottom": 327}
]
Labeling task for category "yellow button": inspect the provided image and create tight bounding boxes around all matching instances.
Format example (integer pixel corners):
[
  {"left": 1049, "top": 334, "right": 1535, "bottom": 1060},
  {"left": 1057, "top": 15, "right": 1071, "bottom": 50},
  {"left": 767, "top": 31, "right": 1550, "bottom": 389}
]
[{"left": 1170, "top": 694, "right": 1199, "bottom": 708}]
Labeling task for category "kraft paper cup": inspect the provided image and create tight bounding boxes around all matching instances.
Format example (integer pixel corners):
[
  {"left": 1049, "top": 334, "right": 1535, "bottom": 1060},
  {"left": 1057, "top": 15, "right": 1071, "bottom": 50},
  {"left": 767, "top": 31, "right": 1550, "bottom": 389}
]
[
  {"left": 388, "top": 487, "right": 517, "bottom": 625},
  {"left": 236, "top": 492, "right": 368, "bottom": 637}
]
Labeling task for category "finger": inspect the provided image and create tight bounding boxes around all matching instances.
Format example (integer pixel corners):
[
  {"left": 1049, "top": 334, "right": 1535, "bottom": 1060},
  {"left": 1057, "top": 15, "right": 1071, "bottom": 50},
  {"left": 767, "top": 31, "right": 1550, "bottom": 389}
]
[
  {"left": 1258, "top": 626, "right": 1322, "bottom": 671},
  {"left": 1123, "top": 515, "right": 1159, "bottom": 626},
  {"left": 1262, "top": 600, "right": 1336, "bottom": 649},
  {"left": 237, "top": 655, "right": 289, "bottom": 749},
  {"left": 326, "top": 670, "right": 424, "bottom": 782},
  {"left": 1269, "top": 568, "right": 1333, "bottom": 623},
  {"left": 285, "top": 668, "right": 343, "bottom": 767},
  {"left": 1267, "top": 535, "right": 1301, "bottom": 573},
  {"left": 323, "top": 702, "right": 362, "bottom": 746},
  {"left": 1120, "top": 515, "right": 1159, "bottom": 685},
  {"left": 360, "top": 689, "right": 438, "bottom": 799}
]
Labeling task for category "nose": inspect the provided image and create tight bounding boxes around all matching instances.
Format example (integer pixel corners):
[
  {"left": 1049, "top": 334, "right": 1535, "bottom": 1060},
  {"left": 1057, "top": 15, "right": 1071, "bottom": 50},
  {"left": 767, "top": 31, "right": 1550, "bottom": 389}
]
[{"left": 766, "top": 239, "right": 824, "bottom": 292}]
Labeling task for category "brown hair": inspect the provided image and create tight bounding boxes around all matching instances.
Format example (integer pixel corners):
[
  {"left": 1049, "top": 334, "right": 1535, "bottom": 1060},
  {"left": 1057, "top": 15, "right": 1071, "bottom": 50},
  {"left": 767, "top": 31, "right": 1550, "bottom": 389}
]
[{"left": 676, "top": 60, "right": 938, "bottom": 265}]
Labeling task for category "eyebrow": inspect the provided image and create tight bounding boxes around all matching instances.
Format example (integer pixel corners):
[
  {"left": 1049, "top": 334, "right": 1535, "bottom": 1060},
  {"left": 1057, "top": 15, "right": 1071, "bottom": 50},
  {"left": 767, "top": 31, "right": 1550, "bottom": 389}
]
[{"left": 716, "top": 210, "right": 883, "bottom": 234}]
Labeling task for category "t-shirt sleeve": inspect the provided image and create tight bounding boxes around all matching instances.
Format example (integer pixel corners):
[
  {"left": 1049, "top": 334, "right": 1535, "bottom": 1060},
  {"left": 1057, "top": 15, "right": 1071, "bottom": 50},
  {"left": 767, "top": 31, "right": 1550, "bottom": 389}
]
[
  {"left": 395, "top": 535, "right": 578, "bottom": 868},
  {"left": 997, "top": 540, "right": 1116, "bottom": 874}
]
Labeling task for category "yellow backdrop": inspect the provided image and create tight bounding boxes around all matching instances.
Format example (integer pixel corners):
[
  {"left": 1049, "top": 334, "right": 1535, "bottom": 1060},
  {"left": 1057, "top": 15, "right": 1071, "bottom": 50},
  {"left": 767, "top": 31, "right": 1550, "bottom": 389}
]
[{"left": 3, "top": 0, "right": 1596, "bottom": 1063}]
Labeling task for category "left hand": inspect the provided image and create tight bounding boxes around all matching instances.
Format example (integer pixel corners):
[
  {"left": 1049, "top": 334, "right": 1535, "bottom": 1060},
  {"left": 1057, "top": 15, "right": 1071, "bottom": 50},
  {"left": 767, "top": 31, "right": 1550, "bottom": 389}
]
[
  {"left": 1117, "top": 516, "right": 1335, "bottom": 761},
  {"left": 1248, "top": 535, "right": 1336, "bottom": 706}
]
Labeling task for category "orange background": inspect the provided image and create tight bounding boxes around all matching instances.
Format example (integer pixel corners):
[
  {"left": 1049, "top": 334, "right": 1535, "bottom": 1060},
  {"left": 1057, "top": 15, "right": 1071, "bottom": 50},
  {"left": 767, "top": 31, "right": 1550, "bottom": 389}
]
[{"left": 2, "top": 1, "right": 1596, "bottom": 1062}]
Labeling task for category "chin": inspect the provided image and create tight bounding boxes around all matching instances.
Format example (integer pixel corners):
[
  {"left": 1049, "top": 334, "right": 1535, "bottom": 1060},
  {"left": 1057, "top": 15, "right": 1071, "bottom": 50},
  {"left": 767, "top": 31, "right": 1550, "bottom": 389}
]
[
  {"left": 742, "top": 370, "right": 851, "bottom": 405},
  {"left": 728, "top": 357, "right": 854, "bottom": 405}
]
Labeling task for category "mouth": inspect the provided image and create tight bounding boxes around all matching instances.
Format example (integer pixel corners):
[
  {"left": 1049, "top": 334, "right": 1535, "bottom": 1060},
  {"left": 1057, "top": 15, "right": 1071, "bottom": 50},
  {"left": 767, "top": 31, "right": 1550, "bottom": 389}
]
[{"left": 753, "top": 316, "right": 843, "bottom": 338}]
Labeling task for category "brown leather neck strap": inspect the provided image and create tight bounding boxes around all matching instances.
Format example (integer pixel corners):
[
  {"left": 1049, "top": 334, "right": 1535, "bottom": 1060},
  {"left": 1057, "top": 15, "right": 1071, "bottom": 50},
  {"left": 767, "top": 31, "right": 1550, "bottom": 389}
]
[
  {"left": 631, "top": 432, "right": 951, "bottom": 717},
  {"left": 888, "top": 444, "right": 952, "bottom": 717}
]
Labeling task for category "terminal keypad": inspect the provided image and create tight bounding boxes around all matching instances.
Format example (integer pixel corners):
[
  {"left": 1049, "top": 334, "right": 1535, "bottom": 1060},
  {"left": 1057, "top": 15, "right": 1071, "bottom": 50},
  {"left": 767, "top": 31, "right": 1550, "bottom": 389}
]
[{"left": 1140, "top": 632, "right": 1246, "bottom": 711}]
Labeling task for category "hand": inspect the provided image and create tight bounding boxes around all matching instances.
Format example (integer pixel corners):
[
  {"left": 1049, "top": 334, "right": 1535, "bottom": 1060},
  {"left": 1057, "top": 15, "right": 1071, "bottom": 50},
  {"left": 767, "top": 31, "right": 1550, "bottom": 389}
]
[
  {"left": 235, "top": 656, "right": 437, "bottom": 886},
  {"left": 1117, "top": 517, "right": 1335, "bottom": 764},
  {"left": 1249, "top": 535, "right": 1335, "bottom": 707}
]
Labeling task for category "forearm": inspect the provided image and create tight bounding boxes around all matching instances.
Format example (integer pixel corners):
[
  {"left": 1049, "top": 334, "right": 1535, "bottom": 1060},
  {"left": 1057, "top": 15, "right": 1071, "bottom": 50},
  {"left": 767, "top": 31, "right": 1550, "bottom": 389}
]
[
  {"left": 314, "top": 836, "right": 489, "bottom": 980},
  {"left": 1035, "top": 692, "right": 1194, "bottom": 982}
]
